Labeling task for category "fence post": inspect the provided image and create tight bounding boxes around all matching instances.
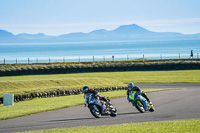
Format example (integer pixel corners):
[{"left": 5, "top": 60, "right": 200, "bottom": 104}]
[
  {"left": 49, "top": 57, "right": 50, "bottom": 63},
  {"left": 93, "top": 56, "right": 94, "bottom": 62},
  {"left": 28, "top": 58, "right": 30, "bottom": 64},
  {"left": 4, "top": 58, "right": 5, "bottom": 64},
  {"left": 112, "top": 55, "right": 114, "bottom": 61},
  {"left": 16, "top": 58, "right": 17, "bottom": 64},
  {"left": 143, "top": 54, "right": 144, "bottom": 62},
  {"left": 179, "top": 53, "right": 180, "bottom": 59}
]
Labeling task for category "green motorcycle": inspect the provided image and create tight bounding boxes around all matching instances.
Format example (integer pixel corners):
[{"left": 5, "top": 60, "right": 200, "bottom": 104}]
[{"left": 129, "top": 91, "right": 155, "bottom": 113}]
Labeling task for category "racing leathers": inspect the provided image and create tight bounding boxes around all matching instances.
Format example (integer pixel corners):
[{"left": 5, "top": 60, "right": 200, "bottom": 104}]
[
  {"left": 84, "top": 89, "right": 108, "bottom": 107},
  {"left": 127, "top": 86, "right": 151, "bottom": 104}
]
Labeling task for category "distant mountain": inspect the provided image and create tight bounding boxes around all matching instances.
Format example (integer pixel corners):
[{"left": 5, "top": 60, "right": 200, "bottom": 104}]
[
  {"left": 16, "top": 33, "right": 50, "bottom": 39},
  {"left": 0, "top": 24, "right": 200, "bottom": 43},
  {"left": 0, "top": 30, "right": 18, "bottom": 42},
  {"left": 58, "top": 32, "right": 89, "bottom": 39},
  {"left": 0, "top": 30, "right": 15, "bottom": 37},
  {"left": 89, "top": 29, "right": 109, "bottom": 35},
  {"left": 110, "top": 24, "right": 153, "bottom": 35}
]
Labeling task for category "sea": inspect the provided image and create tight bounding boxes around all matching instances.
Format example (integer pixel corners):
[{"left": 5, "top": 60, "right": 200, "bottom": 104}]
[{"left": 0, "top": 40, "right": 200, "bottom": 64}]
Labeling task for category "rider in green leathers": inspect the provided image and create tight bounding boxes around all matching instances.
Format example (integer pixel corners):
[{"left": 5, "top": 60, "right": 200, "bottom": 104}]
[{"left": 127, "top": 83, "right": 152, "bottom": 105}]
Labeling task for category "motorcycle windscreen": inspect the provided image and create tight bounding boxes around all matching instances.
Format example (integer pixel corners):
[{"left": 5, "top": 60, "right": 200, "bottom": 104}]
[{"left": 129, "top": 91, "right": 138, "bottom": 100}]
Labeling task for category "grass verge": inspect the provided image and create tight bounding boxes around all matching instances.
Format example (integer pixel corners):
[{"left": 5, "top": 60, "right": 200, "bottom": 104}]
[
  {"left": 20, "top": 119, "right": 200, "bottom": 133},
  {"left": 1, "top": 70, "right": 199, "bottom": 83},
  {"left": 0, "top": 89, "right": 167, "bottom": 120},
  {"left": 0, "top": 77, "right": 126, "bottom": 97},
  {"left": 0, "top": 70, "right": 199, "bottom": 96}
]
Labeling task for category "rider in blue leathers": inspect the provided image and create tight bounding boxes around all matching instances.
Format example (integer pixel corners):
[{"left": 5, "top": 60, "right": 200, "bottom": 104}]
[
  {"left": 83, "top": 86, "right": 111, "bottom": 114},
  {"left": 83, "top": 86, "right": 110, "bottom": 106}
]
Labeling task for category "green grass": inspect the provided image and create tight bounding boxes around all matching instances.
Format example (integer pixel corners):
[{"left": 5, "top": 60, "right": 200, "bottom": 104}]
[
  {"left": 0, "top": 89, "right": 166, "bottom": 120},
  {"left": 20, "top": 119, "right": 200, "bottom": 133},
  {"left": 0, "top": 77, "right": 126, "bottom": 97},
  {"left": 0, "top": 70, "right": 199, "bottom": 97},
  {"left": 1, "top": 70, "right": 199, "bottom": 83}
]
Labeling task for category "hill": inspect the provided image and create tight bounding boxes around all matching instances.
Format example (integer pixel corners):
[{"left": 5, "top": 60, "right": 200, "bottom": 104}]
[
  {"left": 0, "top": 24, "right": 200, "bottom": 43},
  {"left": 0, "top": 30, "right": 18, "bottom": 42}
]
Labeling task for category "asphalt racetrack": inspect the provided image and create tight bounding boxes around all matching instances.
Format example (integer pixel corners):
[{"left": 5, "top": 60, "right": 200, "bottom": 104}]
[{"left": 0, "top": 83, "right": 200, "bottom": 133}]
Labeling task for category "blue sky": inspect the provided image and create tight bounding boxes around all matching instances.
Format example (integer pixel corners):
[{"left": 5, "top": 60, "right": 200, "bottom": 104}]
[{"left": 0, "top": 0, "right": 200, "bottom": 35}]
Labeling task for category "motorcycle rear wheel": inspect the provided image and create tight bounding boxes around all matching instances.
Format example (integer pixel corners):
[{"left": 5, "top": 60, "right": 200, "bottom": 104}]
[{"left": 135, "top": 100, "right": 145, "bottom": 113}]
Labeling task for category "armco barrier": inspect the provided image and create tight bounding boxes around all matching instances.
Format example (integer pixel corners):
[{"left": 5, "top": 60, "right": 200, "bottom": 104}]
[{"left": 0, "top": 86, "right": 127, "bottom": 104}]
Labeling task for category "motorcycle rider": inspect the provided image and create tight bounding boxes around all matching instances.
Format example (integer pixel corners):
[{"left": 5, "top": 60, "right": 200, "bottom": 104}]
[
  {"left": 83, "top": 86, "right": 110, "bottom": 107},
  {"left": 127, "top": 83, "right": 152, "bottom": 105}
]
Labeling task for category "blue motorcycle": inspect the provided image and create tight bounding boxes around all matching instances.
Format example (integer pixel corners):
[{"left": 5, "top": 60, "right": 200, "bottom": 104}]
[{"left": 129, "top": 91, "right": 155, "bottom": 113}]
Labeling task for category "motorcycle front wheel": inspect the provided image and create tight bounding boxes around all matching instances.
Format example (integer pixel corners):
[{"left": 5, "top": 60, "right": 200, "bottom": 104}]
[
  {"left": 89, "top": 104, "right": 101, "bottom": 118},
  {"left": 110, "top": 107, "right": 117, "bottom": 117}
]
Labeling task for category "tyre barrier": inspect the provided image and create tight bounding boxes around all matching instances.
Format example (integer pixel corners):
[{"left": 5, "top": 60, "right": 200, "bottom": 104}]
[{"left": 0, "top": 86, "right": 128, "bottom": 104}]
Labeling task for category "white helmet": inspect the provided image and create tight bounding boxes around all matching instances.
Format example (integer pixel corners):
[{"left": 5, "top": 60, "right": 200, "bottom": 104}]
[{"left": 128, "top": 83, "right": 134, "bottom": 88}]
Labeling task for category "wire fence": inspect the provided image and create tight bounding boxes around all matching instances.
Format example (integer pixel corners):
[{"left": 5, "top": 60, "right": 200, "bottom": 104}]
[{"left": 0, "top": 53, "right": 199, "bottom": 64}]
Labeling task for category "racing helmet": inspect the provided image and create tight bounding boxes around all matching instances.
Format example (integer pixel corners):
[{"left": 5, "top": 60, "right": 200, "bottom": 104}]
[
  {"left": 83, "top": 86, "right": 89, "bottom": 92},
  {"left": 128, "top": 83, "right": 134, "bottom": 88}
]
